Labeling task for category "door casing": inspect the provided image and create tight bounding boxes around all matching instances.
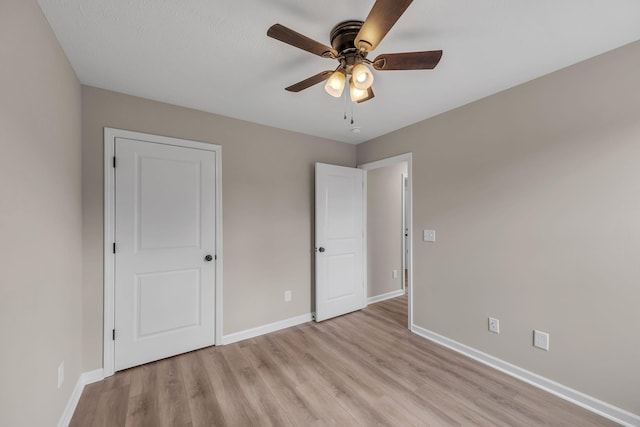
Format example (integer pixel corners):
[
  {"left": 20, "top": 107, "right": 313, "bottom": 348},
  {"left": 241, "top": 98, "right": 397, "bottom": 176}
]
[{"left": 103, "top": 128, "right": 223, "bottom": 377}]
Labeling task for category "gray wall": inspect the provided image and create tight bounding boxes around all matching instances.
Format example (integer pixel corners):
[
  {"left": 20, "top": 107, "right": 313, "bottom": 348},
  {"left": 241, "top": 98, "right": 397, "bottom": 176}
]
[
  {"left": 367, "top": 162, "right": 407, "bottom": 298},
  {"left": 0, "top": 1, "right": 83, "bottom": 426},
  {"left": 81, "top": 86, "right": 356, "bottom": 371},
  {"left": 357, "top": 40, "right": 640, "bottom": 414}
]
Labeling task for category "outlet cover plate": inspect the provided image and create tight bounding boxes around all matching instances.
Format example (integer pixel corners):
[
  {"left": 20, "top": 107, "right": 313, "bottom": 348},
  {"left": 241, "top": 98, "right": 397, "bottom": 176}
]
[
  {"left": 488, "top": 317, "right": 500, "bottom": 334},
  {"left": 57, "top": 362, "right": 64, "bottom": 389},
  {"left": 533, "top": 330, "right": 549, "bottom": 351}
]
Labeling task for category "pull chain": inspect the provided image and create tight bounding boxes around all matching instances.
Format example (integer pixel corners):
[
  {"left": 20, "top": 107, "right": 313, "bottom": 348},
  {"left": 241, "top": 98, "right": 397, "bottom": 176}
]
[
  {"left": 350, "top": 99, "right": 355, "bottom": 125},
  {"left": 343, "top": 87, "right": 347, "bottom": 120}
]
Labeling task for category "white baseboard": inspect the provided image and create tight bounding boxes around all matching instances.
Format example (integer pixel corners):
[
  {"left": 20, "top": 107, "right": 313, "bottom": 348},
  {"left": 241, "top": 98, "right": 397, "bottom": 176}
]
[
  {"left": 221, "top": 313, "right": 312, "bottom": 345},
  {"left": 57, "top": 369, "right": 105, "bottom": 427},
  {"left": 411, "top": 325, "right": 639, "bottom": 427},
  {"left": 367, "top": 289, "right": 404, "bottom": 305}
]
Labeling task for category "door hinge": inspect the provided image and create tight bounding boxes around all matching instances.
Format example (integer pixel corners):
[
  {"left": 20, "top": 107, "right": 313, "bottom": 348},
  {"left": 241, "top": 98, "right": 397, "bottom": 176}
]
[
  {"left": 113, "top": 156, "right": 116, "bottom": 168},
  {"left": 112, "top": 242, "right": 116, "bottom": 254},
  {"left": 112, "top": 329, "right": 116, "bottom": 340}
]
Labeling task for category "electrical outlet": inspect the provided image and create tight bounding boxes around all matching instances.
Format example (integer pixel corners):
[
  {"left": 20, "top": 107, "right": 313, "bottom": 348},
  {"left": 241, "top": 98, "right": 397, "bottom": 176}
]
[
  {"left": 488, "top": 317, "right": 500, "bottom": 334},
  {"left": 392, "top": 270, "right": 398, "bottom": 279},
  {"left": 57, "top": 362, "right": 64, "bottom": 389},
  {"left": 533, "top": 330, "right": 549, "bottom": 351},
  {"left": 284, "top": 290, "right": 291, "bottom": 302}
]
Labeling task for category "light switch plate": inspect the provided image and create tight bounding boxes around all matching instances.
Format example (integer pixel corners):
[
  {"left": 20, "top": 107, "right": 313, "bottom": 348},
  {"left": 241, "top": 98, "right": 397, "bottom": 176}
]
[{"left": 423, "top": 229, "right": 436, "bottom": 242}]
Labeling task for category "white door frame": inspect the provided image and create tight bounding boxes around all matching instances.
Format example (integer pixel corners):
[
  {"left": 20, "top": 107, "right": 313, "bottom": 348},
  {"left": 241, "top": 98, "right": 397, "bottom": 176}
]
[
  {"left": 401, "top": 173, "right": 408, "bottom": 294},
  {"left": 103, "top": 128, "right": 223, "bottom": 377},
  {"left": 358, "top": 153, "right": 413, "bottom": 329}
]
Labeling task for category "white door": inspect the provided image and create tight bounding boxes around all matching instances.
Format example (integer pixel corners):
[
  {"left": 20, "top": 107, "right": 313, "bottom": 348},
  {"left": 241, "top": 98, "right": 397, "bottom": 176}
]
[
  {"left": 315, "top": 163, "right": 365, "bottom": 322},
  {"left": 114, "top": 137, "right": 216, "bottom": 371}
]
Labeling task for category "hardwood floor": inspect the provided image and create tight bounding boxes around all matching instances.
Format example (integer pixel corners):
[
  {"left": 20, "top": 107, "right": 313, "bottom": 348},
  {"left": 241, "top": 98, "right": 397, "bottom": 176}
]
[{"left": 71, "top": 296, "right": 616, "bottom": 426}]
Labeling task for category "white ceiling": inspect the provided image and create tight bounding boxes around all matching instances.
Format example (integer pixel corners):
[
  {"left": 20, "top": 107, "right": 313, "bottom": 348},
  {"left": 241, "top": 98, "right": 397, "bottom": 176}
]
[{"left": 37, "top": 0, "right": 640, "bottom": 144}]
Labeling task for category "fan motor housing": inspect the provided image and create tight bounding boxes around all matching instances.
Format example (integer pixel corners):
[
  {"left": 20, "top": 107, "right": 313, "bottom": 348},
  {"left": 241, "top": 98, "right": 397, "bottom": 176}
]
[{"left": 330, "top": 20, "right": 368, "bottom": 67}]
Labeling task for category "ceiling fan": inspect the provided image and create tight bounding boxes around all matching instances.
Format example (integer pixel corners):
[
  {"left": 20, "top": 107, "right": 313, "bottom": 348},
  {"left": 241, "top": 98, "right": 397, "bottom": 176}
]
[{"left": 267, "top": 0, "right": 442, "bottom": 103}]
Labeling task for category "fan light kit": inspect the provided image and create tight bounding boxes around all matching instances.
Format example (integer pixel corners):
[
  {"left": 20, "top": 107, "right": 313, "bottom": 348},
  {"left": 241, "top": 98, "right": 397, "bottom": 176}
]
[{"left": 267, "top": 0, "right": 442, "bottom": 104}]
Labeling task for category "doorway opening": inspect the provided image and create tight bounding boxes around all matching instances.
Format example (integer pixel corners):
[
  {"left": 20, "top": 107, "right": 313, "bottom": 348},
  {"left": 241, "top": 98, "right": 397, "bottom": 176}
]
[{"left": 359, "top": 153, "right": 413, "bottom": 329}]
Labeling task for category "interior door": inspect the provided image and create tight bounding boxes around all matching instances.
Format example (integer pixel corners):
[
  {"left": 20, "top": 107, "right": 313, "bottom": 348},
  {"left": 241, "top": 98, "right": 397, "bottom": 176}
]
[
  {"left": 315, "top": 163, "right": 365, "bottom": 322},
  {"left": 114, "top": 137, "right": 216, "bottom": 371}
]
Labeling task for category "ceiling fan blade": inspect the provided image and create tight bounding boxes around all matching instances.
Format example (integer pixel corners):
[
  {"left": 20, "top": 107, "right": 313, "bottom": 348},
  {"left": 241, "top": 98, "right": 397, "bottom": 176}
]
[
  {"left": 357, "top": 87, "right": 375, "bottom": 103},
  {"left": 268, "top": 24, "right": 337, "bottom": 58},
  {"left": 372, "top": 50, "right": 443, "bottom": 70},
  {"left": 285, "top": 70, "right": 334, "bottom": 92},
  {"left": 355, "top": 0, "right": 413, "bottom": 52}
]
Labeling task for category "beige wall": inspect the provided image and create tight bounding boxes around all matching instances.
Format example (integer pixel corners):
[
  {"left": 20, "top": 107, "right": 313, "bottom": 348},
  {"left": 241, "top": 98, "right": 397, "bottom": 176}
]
[
  {"left": 81, "top": 86, "right": 356, "bottom": 370},
  {"left": 367, "top": 162, "right": 407, "bottom": 298},
  {"left": 357, "top": 40, "right": 640, "bottom": 414},
  {"left": 4, "top": 0, "right": 638, "bottom": 419},
  {"left": 0, "top": 1, "right": 83, "bottom": 426}
]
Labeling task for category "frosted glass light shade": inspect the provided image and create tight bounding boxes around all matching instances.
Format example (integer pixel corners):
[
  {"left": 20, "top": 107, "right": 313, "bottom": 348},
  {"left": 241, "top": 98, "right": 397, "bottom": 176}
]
[
  {"left": 324, "top": 70, "right": 347, "bottom": 97},
  {"left": 351, "top": 63, "right": 374, "bottom": 90},
  {"left": 349, "top": 80, "right": 368, "bottom": 102}
]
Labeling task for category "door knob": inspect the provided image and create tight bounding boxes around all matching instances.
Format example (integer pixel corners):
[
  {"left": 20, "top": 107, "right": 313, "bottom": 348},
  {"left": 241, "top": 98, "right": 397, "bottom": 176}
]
[
  {"left": 318, "top": 247, "right": 325, "bottom": 253},
  {"left": 204, "top": 254, "right": 213, "bottom": 262}
]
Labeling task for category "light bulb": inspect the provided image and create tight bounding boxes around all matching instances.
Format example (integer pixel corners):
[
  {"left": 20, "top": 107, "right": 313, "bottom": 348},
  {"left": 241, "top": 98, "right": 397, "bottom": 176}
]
[
  {"left": 324, "top": 70, "right": 346, "bottom": 97},
  {"left": 351, "top": 63, "right": 374, "bottom": 90}
]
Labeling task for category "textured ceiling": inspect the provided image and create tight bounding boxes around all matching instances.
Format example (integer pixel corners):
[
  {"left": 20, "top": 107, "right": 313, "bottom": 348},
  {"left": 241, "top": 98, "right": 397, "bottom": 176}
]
[{"left": 37, "top": 0, "right": 640, "bottom": 144}]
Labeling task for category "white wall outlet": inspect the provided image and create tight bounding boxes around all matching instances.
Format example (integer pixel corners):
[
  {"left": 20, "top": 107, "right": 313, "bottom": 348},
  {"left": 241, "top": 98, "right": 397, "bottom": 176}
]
[
  {"left": 533, "top": 330, "right": 550, "bottom": 351},
  {"left": 488, "top": 317, "right": 500, "bottom": 334},
  {"left": 392, "top": 270, "right": 398, "bottom": 279},
  {"left": 423, "top": 229, "right": 436, "bottom": 242},
  {"left": 57, "top": 361, "right": 64, "bottom": 389},
  {"left": 284, "top": 290, "right": 292, "bottom": 302}
]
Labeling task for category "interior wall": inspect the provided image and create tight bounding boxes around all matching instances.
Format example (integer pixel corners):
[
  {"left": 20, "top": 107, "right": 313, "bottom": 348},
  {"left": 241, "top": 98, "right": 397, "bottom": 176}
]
[
  {"left": 0, "top": 1, "right": 83, "bottom": 426},
  {"left": 81, "top": 86, "right": 356, "bottom": 371},
  {"left": 367, "top": 162, "right": 407, "bottom": 299},
  {"left": 356, "top": 40, "right": 640, "bottom": 414}
]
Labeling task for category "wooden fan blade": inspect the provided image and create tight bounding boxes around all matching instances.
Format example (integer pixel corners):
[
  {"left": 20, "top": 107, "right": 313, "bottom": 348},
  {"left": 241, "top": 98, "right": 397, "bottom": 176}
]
[
  {"left": 355, "top": 0, "right": 413, "bottom": 52},
  {"left": 373, "top": 50, "right": 443, "bottom": 70},
  {"left": 357, "top": 87, "right": 375, "bottom": 103},
  {"left": 268, "top": 24, "right": 337, "bottom": 58},
  {"left": 285, "top": 70, "right": 334, "bottom": 92}
]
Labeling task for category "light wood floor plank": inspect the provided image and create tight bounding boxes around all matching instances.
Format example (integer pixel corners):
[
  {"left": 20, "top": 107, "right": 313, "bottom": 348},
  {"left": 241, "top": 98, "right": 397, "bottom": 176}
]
[
  {"left": 179, "top": 350, "right": 226, "bottom": 426},
  {"left": 239, "top": 337, "right": 322, "bottom": 424},
  {"left": 219, "top": 345, "right": 295, "bottom": 427},
  {"left": 198, "top": 347, "right": 256, "bottom": 426},
  {"left": 69, "top": 381, "right": 104, "bottom": 427},
  {"left": 157, "top": 358, "right": 191, "bottom": 427},
  {"left": 70, "top": 295, "right": 617, "bottom": 426},
  {"left": 268, "top": 329, "right": 384, "bottom": 426},
  {"left": 124, "top": 363, "right": 161, "bottom": 427}
]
